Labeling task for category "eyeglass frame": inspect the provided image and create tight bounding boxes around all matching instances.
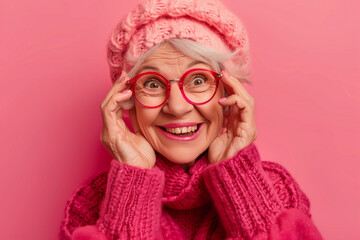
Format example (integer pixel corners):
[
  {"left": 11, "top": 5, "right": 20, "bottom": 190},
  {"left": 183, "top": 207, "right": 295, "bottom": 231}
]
[{"left": 126, "top": 68, "right": 223, "bottom": 109}]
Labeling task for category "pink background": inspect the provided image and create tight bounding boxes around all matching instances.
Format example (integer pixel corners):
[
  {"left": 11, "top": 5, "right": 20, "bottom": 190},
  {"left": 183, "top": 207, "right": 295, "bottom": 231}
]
[{"left": 1, "top": 0, "right": 359, "bottom": 239}]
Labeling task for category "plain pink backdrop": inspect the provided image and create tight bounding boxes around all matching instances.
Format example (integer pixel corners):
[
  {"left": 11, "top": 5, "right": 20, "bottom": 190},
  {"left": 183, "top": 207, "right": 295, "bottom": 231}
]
[{"left": 0, "top": 0, "right": 359, "bottom": 239}]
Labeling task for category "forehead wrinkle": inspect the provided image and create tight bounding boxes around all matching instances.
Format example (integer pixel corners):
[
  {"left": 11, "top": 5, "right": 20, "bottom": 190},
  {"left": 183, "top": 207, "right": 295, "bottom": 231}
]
[
  {"left": 137, "top": 44, "right": 214, "bottom": 77},
  {"left": 143, "top": 45, "right": 189, "bottom": 65},
  {"left": 141, "top": 55, "right": 190, "bottom": 74},
  {"left": 145, "top": 54, "right": 189, "bottom": 65},
  {"left": 176, "top": 58, "right": 181, "bottom": 76}
]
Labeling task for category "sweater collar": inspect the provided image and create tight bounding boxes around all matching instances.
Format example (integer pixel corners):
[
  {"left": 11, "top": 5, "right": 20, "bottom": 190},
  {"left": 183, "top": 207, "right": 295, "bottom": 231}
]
[{"left": 155, "top": 152, "right": 211, "bottom": 209}]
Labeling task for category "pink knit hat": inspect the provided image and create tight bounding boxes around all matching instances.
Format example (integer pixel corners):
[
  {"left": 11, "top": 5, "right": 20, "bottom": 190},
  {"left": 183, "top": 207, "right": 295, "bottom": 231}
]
[{"left": 107, "top": 0, "right": 250, "bottom": 83}]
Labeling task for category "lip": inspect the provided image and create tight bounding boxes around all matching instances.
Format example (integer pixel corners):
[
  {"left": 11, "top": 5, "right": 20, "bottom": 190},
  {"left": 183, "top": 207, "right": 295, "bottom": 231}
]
[
  {"left": 157, "top": 123, "right": 204, "bottom": 141},
  {"left": 159, "top": 122, "right": 199, "bottom": 128}
]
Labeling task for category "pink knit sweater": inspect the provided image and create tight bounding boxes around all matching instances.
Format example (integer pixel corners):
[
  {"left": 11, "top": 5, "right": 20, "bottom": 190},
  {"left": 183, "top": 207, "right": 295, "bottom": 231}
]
[{"left": 59, "top": 143, "right": 323, "bottom": 239}]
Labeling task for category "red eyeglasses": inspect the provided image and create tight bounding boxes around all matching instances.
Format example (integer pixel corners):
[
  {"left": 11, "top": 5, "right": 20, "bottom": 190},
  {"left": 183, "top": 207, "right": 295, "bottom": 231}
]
[{"left": 126, "top": 68, "right": 222, "bottom": 108}]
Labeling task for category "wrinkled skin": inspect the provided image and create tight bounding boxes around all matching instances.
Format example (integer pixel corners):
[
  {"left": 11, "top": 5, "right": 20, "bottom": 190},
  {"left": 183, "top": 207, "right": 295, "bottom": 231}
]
[{"left": 100, "top": 43, "right": 257, "bottom": 169}]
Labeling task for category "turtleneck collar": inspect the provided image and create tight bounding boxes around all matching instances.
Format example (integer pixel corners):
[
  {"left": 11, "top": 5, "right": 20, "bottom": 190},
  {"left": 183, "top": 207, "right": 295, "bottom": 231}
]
[{"left": 154, "top": 152, "right": 211, "bottom": 210}]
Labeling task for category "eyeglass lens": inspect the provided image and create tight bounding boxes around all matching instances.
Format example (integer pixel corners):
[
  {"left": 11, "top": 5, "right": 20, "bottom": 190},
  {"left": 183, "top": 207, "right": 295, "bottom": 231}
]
[{"left": 134, "top": 70, "right": 217, "bottom": 107}]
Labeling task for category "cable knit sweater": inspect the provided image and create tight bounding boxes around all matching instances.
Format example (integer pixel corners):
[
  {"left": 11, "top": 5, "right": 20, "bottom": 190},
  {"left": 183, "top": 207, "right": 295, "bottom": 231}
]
[{"left": 59, "top": 143, "right": 323, "bottom": 239}]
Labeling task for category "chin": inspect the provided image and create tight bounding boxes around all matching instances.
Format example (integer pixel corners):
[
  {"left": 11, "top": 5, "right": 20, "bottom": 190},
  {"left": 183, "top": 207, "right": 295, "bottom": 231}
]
[{"left": 157, "top": 148, "right": 207, "bottom": 166}]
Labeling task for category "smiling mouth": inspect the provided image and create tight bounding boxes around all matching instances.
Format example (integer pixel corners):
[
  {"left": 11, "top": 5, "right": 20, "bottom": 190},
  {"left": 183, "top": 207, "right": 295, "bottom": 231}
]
[{"left": 159, "top": 124, "right": 200, "bottom": 136}]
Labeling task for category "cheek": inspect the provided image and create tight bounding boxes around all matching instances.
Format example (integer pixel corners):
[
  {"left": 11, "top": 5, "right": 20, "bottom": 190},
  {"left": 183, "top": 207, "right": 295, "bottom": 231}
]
[
  {"left": 201, "top": 101, "right": 224, "bottom": 131},
  {"left": 211, "top": 87, "right": 225, "bottom": 126},
  {"left": 135, "top": 105, "right": 160, "bottom": 130},
  {"left": 213, "top": 105, "right": 224, "bottom": 128}
]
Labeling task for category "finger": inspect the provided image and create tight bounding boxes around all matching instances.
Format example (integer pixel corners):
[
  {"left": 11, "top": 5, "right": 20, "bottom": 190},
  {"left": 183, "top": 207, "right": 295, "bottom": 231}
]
[
  {"left": 115, "top": 70, "right": 128, "bottom": 85},
  {"left": 218, "top": 94, "right": 247, "bottom": 110},
  {"left": 107, "top": 90, "right": 133, "bottom": 113},
  {"left": 218, "top": 94, "right": 255, "bottom": 126},
  {"left": 104, "top": 76, "right": 128, "bottom": 105},
  {"left": 101, "top": 80, "right": 128, "bottom": 110},
  {"left": 221, "top": 70, "right": 253, "bottom": 101},
  {"left": 101, "top": 90, "right": 133, "bottom": 127},
  {"left": 220, "top": 72, "right": 255, "bottom": 123},
  {"left": 101, "top": 71, "right": 129, "bottom": 108}
]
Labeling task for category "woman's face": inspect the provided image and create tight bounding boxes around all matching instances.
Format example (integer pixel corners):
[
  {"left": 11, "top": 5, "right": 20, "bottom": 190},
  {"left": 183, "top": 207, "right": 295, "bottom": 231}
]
[{"left": 130, "top": 43, "right": 225, "bottom": 167}]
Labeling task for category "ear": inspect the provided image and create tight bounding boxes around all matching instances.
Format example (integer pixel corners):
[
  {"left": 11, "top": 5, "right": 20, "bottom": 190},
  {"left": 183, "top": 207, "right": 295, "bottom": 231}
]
[{"left": 129, "top": 107, "right": 141, "bottom": 134}]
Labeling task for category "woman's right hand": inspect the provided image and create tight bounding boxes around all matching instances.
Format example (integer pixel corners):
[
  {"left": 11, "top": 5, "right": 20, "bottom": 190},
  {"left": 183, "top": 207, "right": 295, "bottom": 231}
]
[{"left": 100, "top": 72, "right": 156, "bottom": 169}]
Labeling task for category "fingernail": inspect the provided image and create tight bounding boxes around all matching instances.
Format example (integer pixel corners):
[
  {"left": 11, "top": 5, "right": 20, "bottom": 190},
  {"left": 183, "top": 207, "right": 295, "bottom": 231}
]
[
  {"left": 122, "top": 89, "right": 132, "bottom": 94},
  {"left": 218, "top": 97, "right": 227, "bottom": 103},
  {"left": 222, "top": 70, "right": 230, "bottom": 78}
]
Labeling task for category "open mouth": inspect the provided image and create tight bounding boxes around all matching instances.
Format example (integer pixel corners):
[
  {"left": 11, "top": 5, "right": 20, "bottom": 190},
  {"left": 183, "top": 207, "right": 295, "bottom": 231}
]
[{"left": 159, "top": 124, "right": 200, "bottom": 137}]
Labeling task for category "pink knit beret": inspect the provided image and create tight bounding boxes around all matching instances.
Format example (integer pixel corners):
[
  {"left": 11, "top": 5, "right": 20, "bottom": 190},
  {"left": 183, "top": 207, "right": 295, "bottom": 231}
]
[{"left": 107, "top": 0, "right": 250, "bottom": 83}]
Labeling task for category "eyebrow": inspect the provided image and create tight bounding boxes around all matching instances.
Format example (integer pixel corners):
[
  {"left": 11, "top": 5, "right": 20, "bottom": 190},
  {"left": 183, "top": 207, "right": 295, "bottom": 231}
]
[
  {"left": 137, "top": 65, "right": 160, "bottom": 73},
  {"left": 187, "top": 60, "right": 207, "bottom": 68}
]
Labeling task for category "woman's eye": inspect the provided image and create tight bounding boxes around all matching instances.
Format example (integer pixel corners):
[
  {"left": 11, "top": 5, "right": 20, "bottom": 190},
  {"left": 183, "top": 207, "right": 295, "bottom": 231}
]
[
  {"left": 192, "top": 75, "right": 207, "bottom": 86},
  {"left": 144, "top": 79, "right": 162, "bottom": 89}
]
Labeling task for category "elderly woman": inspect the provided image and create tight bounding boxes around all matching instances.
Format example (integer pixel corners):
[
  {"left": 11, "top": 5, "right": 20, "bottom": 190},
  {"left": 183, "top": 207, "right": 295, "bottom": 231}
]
[{"left": 60, "top": 0, "right": 323, "bottom": 239}]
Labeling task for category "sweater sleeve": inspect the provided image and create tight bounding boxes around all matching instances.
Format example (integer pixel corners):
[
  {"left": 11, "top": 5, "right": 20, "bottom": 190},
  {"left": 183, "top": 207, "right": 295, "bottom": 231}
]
[
  {"left": 72, "top": 160, "right": 165, "bottom": 240},
  {"left": 202, "top": 143, "right": 323, "bottom": 240}
]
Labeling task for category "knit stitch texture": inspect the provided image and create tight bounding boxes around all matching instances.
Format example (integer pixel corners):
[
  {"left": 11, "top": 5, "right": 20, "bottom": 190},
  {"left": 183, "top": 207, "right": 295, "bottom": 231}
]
[
  {"left": 59, "top": 143, "right": 323, "bottom": 239},
  {"left": 107, "top": 0, "right": 250, "bottom": 82}
]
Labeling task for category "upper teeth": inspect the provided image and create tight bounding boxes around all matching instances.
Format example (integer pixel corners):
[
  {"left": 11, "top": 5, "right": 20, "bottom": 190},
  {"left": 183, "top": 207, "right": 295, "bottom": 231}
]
[{"left": 165, "top": 126, "right": 198, "bottom": 134}]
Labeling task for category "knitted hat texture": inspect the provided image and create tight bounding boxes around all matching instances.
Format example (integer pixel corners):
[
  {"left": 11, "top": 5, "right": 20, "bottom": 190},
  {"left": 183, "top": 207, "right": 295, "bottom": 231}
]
[{"left": 107, "top": 0, "right": 250, "bottom": 82}]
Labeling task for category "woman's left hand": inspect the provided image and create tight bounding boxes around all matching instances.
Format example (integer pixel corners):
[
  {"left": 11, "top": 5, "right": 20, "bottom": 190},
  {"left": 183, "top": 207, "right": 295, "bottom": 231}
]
[{"left": 208, "top": 70, "right": 257, "bottom": 164}]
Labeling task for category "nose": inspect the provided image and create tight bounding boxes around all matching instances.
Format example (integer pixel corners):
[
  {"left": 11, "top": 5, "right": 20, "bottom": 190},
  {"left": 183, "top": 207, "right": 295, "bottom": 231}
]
[{"left": 161, "top": 82, "right": 194, "bottom": 117}]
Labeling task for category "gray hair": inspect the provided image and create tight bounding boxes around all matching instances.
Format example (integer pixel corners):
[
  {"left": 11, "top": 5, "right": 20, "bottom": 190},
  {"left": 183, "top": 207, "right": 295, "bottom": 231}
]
[{"left": 120, "top": 38, "right": 252, "bottom": 109}]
